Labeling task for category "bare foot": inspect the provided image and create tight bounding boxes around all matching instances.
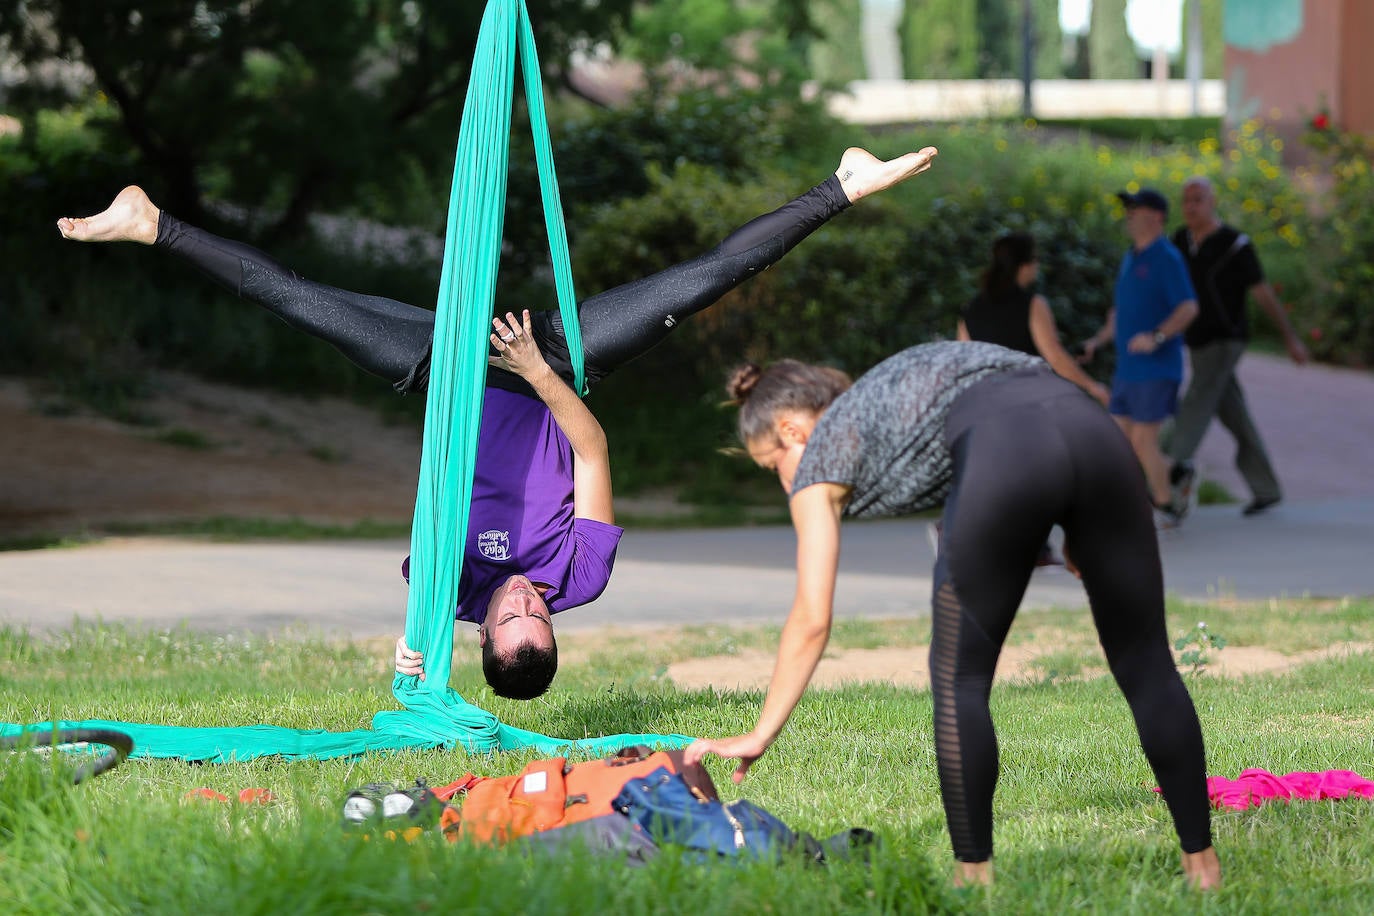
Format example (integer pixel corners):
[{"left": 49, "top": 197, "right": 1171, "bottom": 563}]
[
  {"left": 835, "top": 146, "right": 939, "bottom": 204},
  {"left": 1182, "top": 847, "right": 1222, "bottom": 890},
  {"left": 56, "top": 185, "right": 160, "bottom": 245},
  {"left": 953, "top": 860, "right": 992, "bottom": 888}
]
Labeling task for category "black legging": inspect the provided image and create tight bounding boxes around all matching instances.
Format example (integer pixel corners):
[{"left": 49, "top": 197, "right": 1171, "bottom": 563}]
[
  {"left": 931, "top": 367, "right": 1211, "bottom": 863},
  {"left": 152, "top": 176, "right": 850, "bottom": 394}
]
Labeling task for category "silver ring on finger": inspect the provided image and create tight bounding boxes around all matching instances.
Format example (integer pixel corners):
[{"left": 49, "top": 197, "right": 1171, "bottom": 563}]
[{"left": 500, "top": 333, "right": 516, "bottom": 342}]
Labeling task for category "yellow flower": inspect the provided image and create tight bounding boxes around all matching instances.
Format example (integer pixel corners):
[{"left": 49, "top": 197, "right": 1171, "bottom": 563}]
[{"left": 995, "top": 138, "right": 1008, "bottom": 152}]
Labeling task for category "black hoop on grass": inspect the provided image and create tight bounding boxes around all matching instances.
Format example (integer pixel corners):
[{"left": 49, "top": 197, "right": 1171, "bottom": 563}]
[{"left": 0, "top": 728, "right": 135, "bottom": 784}]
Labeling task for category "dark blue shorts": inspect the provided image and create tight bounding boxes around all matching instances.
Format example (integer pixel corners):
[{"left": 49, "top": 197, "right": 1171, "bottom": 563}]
[{"left": 1108, "top": 378, "right": 1179, "bottom": 423}]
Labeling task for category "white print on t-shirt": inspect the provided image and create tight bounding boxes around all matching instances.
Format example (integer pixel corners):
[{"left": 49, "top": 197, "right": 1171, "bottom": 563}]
[{"left": 477, "top": 529, "right": 511, "bottom": 561}]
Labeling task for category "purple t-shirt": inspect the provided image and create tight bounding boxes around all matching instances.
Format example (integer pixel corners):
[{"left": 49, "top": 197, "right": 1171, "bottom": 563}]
[{"left": 402, "top": 387, "right": 623, "bottom": 624}]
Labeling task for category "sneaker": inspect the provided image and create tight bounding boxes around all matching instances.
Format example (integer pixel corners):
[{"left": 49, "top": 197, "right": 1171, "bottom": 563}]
[
  {"left": 1169, "top": 460, "right": 1198, "bottom": 521},
  {"left": 1242, "top": 496, "right": 1281, "bottom": 516},
  {"left": 342, "top": 779, "right": 443, "bottom": 830},
  {"left": 1034, "top": 541, "right": 1064, "bottom": 568},
  {"left": 380, "top": 779, "right": 444, "bottom": 826},
  {"left": 1153, "top": 504, "right": 1182, "bottom": 530},
  {"left": 341, "top": 782, "right": 392, "bottom": 827}
]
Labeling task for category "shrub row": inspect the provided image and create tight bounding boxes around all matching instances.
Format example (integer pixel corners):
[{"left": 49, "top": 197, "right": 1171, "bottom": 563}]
[{"left": 4, "top": 103, "right": 1366, "bottom": 503}]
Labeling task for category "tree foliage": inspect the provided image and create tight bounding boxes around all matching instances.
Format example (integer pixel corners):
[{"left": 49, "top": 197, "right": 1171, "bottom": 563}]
[
  {"left": 901, "top": 0, "right": 978, "bottom": 78},
  {"left": 616, "top": 0, "right": 821, "bottom": 97},
  {"left": 1088, "top": 0, "right": 1138, "bottom": 79},
  {"left": 805, "top": 0, "right": 865, "bottom": 85},
  {"left": 1182, "top": 0, "right": 1225, "bottom": 80},
  {"left": 0, "top": 0, "right": 635, "bottom": 237},
  {"left": 1033, "top": 0, "right": 1063, "bottom": 79},
  {"left": 899, "top": 0, "right": 1062, "bottom": 81}
]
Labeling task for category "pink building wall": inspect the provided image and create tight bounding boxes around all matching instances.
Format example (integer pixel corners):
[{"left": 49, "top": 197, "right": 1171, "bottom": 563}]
[
  {"left": 1224, "top": 0, "right": 1372, "bottom": 143},
  {"left": 1338, "top": 0, "right": 1374, "bottom": 134}
]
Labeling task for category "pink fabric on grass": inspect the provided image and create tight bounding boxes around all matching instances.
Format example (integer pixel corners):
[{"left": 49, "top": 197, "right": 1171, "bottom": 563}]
[{"left": 1155, "top": 769, "right": 1374, "bottom": 811}]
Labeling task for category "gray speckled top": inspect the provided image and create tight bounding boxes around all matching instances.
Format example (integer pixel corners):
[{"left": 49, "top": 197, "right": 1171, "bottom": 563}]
[{"left": 790, "top": 341, "right": 1041, "bottom": 517}]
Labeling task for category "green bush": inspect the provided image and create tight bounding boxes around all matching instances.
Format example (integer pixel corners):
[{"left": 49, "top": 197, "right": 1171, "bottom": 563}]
[
  {"left": 4, "top": 103, "right": 1351, "bottom": 509},
  {"left": 1299, "top": 125, "right": 1374, "bottom": 366}
]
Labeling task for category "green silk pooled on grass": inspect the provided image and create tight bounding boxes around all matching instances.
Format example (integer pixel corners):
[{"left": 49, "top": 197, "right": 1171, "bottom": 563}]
[{"left": 0, "top": 0, "right": 688, "bottom": 763}]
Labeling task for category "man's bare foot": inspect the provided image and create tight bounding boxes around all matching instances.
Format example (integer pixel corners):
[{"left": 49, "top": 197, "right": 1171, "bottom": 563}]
[
  {"left": 1182, "top": 847, "right": 1222, "bottom": 890},
  {"left": 835, "top": 146, "right": 939, "bottom": 204},
  {"left": 953, "top": 860, "right": 992, "bottom": 888},
  {"left": 56, "top": 185, "right": 160, "bottom": 245}
]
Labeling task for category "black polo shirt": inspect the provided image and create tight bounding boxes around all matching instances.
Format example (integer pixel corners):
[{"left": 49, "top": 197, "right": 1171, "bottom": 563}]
[{"left": 1171, "top": 224, "right": 1265, "bottom": 347}]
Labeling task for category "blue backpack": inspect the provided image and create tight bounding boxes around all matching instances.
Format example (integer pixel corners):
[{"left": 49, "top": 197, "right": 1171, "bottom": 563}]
[{"left": 612, "top": 766, "right": 873, "bottom": 865}]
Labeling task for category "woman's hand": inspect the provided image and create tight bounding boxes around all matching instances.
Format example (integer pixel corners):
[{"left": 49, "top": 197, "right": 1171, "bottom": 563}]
[
  {"left": 395, "top": 636, "right": 425, "bottom": 681},
  {"left": 682, "top": 732, "right": 773, "bottom": 784},
  {"left": 489, "top": 309, "right": 549, "bottom": 380}
]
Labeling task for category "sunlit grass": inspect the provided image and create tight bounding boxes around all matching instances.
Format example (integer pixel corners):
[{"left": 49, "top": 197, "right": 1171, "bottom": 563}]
[{"left": 3, "top": 599, "right": 1372, "bottom": 912}]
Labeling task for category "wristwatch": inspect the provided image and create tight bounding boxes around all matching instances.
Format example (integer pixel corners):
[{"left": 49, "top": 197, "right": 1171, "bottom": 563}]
[{"left": 1152, "top": 329, "right": 1168, "bottom": 346}]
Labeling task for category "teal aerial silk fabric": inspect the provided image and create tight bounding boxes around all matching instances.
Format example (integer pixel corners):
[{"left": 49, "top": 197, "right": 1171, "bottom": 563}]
[{"left": 2, "top": 0, "right": 688, "bottom": 763}]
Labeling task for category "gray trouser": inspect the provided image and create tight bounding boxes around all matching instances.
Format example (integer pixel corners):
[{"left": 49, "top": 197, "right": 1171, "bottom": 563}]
[{"left": 1165, "top": 339, "right": 1281, "bottom": 501}]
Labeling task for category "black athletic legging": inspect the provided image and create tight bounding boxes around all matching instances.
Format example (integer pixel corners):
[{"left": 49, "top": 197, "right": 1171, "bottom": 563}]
[
  {"left": 930, "top": 367, "right": 1212, "bottom": 863},
  {"left": 152, "top": 176, "right": 850, "bottom": 395}
]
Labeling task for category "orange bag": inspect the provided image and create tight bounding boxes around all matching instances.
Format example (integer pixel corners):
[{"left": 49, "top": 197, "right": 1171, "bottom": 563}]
[{"left": 454, "top": 745, "right": 716, "bottom": 844}]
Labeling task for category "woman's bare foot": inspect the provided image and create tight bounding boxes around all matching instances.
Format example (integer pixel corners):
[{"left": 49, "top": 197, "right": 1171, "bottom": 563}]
[
  {"left": 835, "top": 146, "right": 939, "bottom": 204},
  {"left": 1182, "top": 847, "right": 1222, "bottom": 890},
  {"left": 56, "top": 185, "right": 160, "bottom": 245},
  {"left": 953, "top": 860, "right": 992, "bottom": 888}
]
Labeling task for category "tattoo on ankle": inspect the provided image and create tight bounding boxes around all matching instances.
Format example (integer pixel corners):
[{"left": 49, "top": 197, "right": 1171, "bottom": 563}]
[{"left": 841, "top": 170, "right": 853, "bottom": 181}]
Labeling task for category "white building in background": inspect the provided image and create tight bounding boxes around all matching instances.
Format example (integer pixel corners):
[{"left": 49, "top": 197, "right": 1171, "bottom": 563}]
[{"left": 839, "top": 0, "right": 1220, "bottom": 122}]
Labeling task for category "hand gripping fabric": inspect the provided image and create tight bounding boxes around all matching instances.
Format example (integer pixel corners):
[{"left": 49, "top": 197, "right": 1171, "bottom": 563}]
[{"left": 1, "top": 0, "right": 687, "bottom": 763}]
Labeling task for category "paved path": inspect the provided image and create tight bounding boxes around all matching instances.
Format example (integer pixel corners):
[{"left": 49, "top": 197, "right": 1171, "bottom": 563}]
[
  {"left": 2, "top": 354, "right": 1372, "bottom": 639},
  {"left": 1188, "top": 353, "right": 1374, "bottom": 503},
  {"left": 4, "top": 495, "right": 1371, "bottom": 639}
]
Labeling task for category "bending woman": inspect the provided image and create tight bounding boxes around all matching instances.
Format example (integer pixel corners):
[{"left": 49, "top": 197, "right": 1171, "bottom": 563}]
[
  {"left": 57, "top": 146, "right": 938, "bottom": 700},
  {"left": 683, "top": 341, "right": 1220, "bottom": 890}
]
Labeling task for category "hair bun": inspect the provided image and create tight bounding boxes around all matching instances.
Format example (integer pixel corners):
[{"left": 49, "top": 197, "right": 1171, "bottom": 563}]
[{"left": 725, "top": 363, "right": 763, "bottom": 403}]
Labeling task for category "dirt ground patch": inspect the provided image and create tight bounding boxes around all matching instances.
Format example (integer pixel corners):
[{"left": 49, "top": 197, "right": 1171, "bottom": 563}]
[
  {"left": 0, "top": 373, "right": 422, "bottom": 536},
  {"left": 664, "top": 641, "right": 1374, "bottom": 691}
]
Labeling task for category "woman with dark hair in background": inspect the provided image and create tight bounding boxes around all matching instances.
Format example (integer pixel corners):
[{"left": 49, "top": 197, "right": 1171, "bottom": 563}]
[{"left": 959, "top": 232, "right": 1109, "bottom": 406}]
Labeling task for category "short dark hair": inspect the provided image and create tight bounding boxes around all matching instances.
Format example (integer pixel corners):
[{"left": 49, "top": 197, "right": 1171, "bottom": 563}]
[{"left": 482, "top": 638, "right": 558, "bottom": 700}]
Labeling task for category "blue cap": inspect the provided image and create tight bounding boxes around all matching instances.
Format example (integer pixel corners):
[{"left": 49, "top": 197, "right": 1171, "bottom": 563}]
[{"left": 1117, "top": 188, "right": 1169, "bottom": 215}]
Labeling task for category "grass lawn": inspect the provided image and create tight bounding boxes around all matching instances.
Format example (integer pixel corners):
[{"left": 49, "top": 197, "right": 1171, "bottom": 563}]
[{"left": 3, "top": 598, "right": 1372, "bottom": 914}]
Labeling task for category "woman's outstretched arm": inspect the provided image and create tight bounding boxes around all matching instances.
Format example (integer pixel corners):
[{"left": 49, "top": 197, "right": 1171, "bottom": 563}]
[{"left": 683, "top": 481, "right": 849, "bottom": 782}]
